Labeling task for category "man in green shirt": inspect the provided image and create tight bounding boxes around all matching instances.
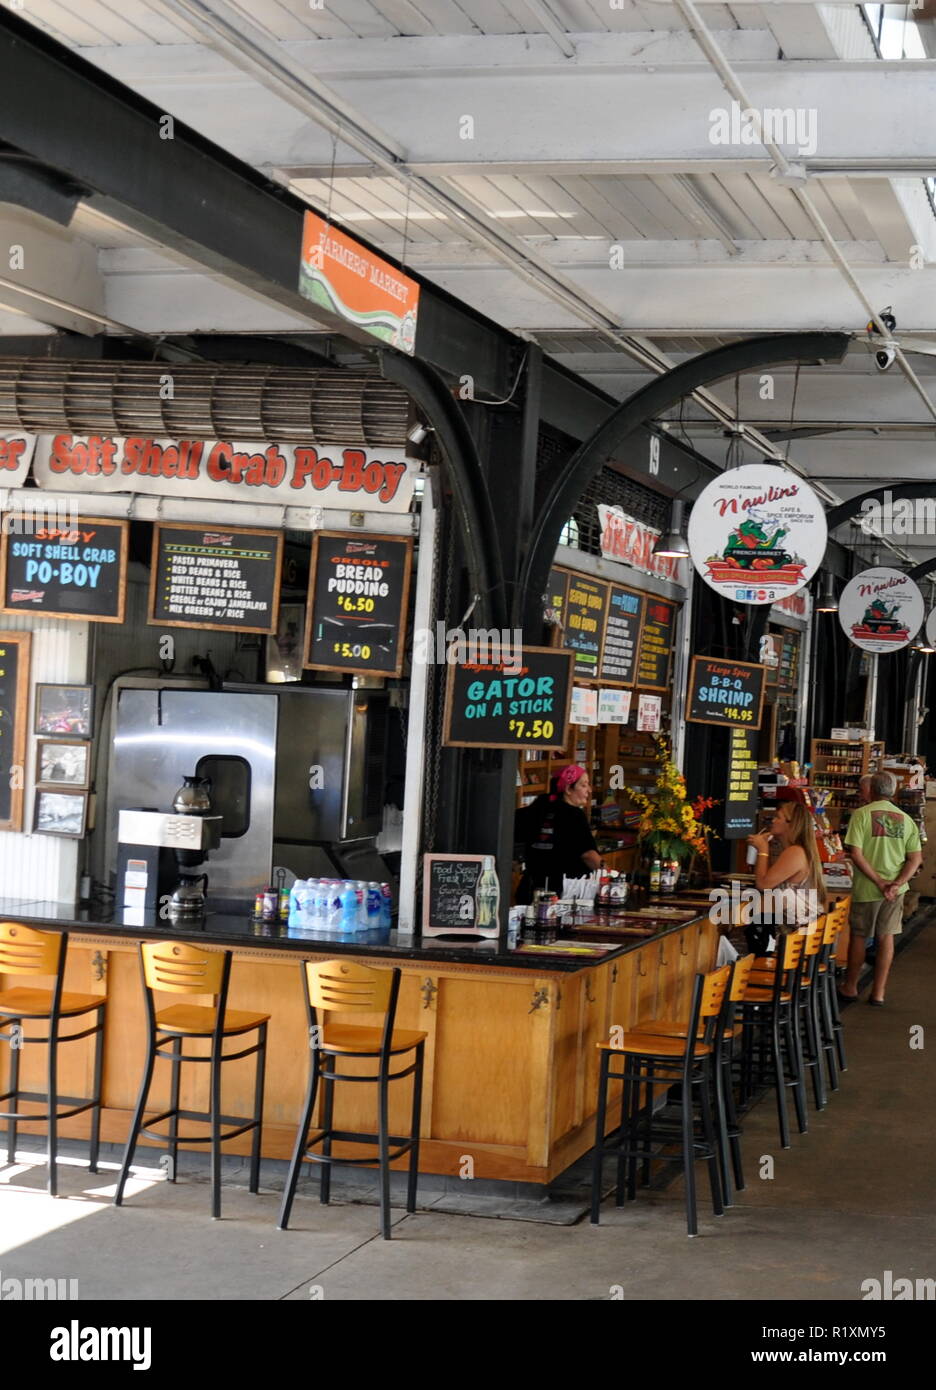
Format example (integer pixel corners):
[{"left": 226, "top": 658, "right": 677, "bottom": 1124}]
[{"left": 842, "top": 771, "right": 922, "bottom": 1004}]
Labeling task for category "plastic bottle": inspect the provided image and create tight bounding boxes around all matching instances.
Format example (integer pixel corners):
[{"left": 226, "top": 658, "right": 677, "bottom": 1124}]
[
  {"left": 353, "top": 881, "right": 368, "bottom": 931},
  {"left": 650, "top": 858, "right": 662, "bottom": 893},
  {"left": 366, "top": 882, "right": 382, "bottom": 930},
  {"left": 339, "top": 880, "right": 359, "bottom": 933},
  {"left": 475, "top": 855, "right": 500, "bottom": 931},
  {"left": 380, "top": 882, "right": 393, "bottom": 929},
  {"left": 595, "top": 871, "right": 612, "bottom": 913},
  {"left": 287, "top": 879, "right": 306, "bottom": 929}
]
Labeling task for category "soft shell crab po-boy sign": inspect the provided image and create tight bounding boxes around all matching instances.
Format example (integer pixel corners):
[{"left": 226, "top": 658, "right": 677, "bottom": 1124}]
[{"left": 687, "top": 463, "right": 827, "bottom": 605}]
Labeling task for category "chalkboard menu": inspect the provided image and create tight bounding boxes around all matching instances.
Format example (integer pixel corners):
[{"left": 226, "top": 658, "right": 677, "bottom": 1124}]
[
  {"left": 725, "top": 726, "right": 759, "bottom": 838},
  {"left": 1, "top": 516, "right": 127, "bottom": 623},
  {"left": 564, "top": 573, "right": 609, "bottom": 679},
  {"left": 687, "top": 656, "right": 766, "bottom": 729},
  {"left": 304, "top": 531, "right": 413, "bottom": 678},
  {"left": 443, "top": 646, "right": 573, "bottom": 750},
  {"left": 546, "top": 567, "right": 568, "bottom": 631},
  {"left": 0, "top": 631, "right": 30, "bottom": 831},
  {"left": 149, "top": 524, "right": 282, "bottom": 634},
  {"left": 422, "top": 853, "right": 494, "bottom": 939},
  {"left": 635, "top": 596, "right": 677, "bottom": 690},
  {"left": 599, "top": 584, "right": 644, "bottom": 686}
]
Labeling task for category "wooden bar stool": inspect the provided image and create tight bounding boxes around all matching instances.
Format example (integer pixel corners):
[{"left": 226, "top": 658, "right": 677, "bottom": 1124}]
[
  {"left": 740, "top": 930, "right": 807, "bottom": 1149},
  {"left": 590, "top": 964, "right": 732, "bottom": 1237},
  {"left": 631, "top": 954, "right": 755, "bottom": 1207},
  {"left": 825, "top": 896, "right": 850, "bottom": 1072},
  {"left": 277, "top": 959, "right": 427, "bottom": 1241},
  {"left": 0, "top": 923, "right": 105, "bottom": 1197},
  {"left": 114, "top": 942, "right": 269, "bottom": 1220}
]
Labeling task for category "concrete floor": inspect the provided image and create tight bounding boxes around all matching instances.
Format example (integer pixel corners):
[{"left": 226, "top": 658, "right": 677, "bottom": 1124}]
[{"left": 1, "top": 923, "right": 933, "bottom": 1301}]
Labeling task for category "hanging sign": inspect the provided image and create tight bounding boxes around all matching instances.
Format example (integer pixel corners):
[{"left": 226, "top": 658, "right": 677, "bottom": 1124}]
[
  {"left": 598, "top": 688, "right": 631, "bottom": 724},
  {"left": 725, "top": 727, "right": 760, "bottom": 839},
  {"left": 0, "top": 516, "right": 128, "bottom": 623},
  {"left": 443, "top": 647, "right": 573, "bottom": 750},
  {"left": 304, "top": 532, "right": 413, "bottom": 677},
  {"left": 687, "top": 464, "right": 826, "bottom": 605},
  {"left": 687, "top": 656, "right": 766, "bottom": 729},
  {"left": 599, "top": 583, "right": 644, "bottom": 686},
  {"left": 0, "top": 432, "right": 37, "bottom": 485},
  {"left": 31, "top": 434, "right": 416, "bottom": 513},
  {"left": 597, "top": 504, "right": 685, "bottom": 584},
  {"left": 0, "top": 631, "right": 30, "bottom": 831},
  {"left": 838, "top": 567, "right": 924, "bottom": 653},
  {"left": 636, "top": 693, "right": 661, "bottom": 732},
  {"left": 149, "top": 524, "right": 282, "bottom": 633},
  {"left": 570, "top": 687, "right": 598, "bottom": 726},
  {"left": 564, "top": 573, "right": 609, "bottom": 680},
  {"left": 299, "top": 210, "right": 421, "bottom": 355}
]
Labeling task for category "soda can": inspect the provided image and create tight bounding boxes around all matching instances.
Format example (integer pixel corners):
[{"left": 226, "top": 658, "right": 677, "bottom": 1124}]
[
  {"left": 278, "top": 888, "right": 290, "bottom": 920},
  {"left": 261, "top": 889, "right": 277, "bottom": 922}
]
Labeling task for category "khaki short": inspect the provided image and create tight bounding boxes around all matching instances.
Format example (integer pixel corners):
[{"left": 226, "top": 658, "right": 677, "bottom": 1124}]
[{"left": 850, "top": 897, "right": 903, "bottom": 939}]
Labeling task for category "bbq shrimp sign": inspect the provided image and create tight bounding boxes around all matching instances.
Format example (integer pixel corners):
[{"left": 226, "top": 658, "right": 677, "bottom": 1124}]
[
  {"left": 687, "top": 464, "right": 827, "bottom": 605},
  {"left": 839, "top": 567, "right": 924, "bottom": 654}
]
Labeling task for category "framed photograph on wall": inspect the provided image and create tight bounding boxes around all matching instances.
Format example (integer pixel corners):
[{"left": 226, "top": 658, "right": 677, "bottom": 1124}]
[
  {"left": 34, "top": 684, "right": 94, "bottom": 739},
  {"left": 33, "top": 788, "right": 88, "bottom": 839},
  {"left": 35, "top": 739, "right": 91, "bottom": 790}
]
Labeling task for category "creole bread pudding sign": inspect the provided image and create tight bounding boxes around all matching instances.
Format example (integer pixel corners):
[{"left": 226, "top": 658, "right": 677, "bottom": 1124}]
[
  {"left": 687, "top": 464, "right": 826, "bottom": 605},
  {"left": 839, "top": 567, "right": 923, "bottom": 653}
]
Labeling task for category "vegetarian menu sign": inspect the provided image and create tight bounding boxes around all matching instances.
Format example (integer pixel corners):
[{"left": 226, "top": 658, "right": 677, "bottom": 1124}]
[
  {"left": 149, "top": 524, "right": 283, "bottom": 633},
  {"left": 305, "top": 532, "right": 413, "bottom": 677},
  {"left": 443, "top": 647, "right": 573, "bottom": 750},
  {"left": 1, "top": 516, "right": 128, "bottom": 623},
  {"left": 687, "top": 656, "right": 766, "bottom": 729}
]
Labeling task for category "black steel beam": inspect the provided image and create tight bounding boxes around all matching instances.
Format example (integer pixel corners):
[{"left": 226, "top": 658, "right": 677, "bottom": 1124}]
[
  {"left": 826, "top": 482, "right": 936, "bottom": 533},
  {"left": 517, "top": 331, "right": 851, "bottom": 634}
]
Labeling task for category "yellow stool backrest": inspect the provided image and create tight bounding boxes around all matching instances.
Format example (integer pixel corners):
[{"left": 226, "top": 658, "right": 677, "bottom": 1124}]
[
  {"left": 0, "top": 921, "right": 63, "bottom": 977},
  {"left": 305, "top": 958, "right": 395, "bottom": 1015},
  {"left": 700, "top": 963, "right": 732, "bottom": 1019},
  {"left": 142, "top": 941, "right": 226, "bottom": 996},
  {"left": 780, "top": 930, "right": 806, "bottom": 972},
  {"left": 730, "top": 953, "right": 756, "bottom": 1002},
  {"left": 801, "top": 917, "right": 825, "bottom": 958}
]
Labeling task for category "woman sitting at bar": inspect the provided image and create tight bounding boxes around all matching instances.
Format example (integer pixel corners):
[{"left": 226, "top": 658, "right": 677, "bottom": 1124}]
[
  {"left": 514, "top": 764, "right": 602, "bottom": 904},
  {"left": 744, "top": 801, "right": 827, "bottom": 954}
]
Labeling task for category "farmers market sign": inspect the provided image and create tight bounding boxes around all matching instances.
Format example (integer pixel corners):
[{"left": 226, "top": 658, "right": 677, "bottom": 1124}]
[{"left": 686, "top": 463, "right": 827, "bottom": 606}]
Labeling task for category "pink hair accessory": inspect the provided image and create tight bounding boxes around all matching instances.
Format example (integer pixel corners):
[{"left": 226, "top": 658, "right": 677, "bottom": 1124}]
[{"left": 551, "top": 764, "right": 586, "bottom": 800}]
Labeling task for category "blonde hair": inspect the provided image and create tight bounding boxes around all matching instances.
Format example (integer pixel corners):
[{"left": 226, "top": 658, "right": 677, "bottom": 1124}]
[{"left": 784, "top": 802, "right": 828, "bottom": 912}]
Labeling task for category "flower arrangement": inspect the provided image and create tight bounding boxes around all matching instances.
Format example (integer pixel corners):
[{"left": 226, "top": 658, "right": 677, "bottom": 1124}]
[{"left": 629, "top": 736, "right": 718, "bottom": 862}]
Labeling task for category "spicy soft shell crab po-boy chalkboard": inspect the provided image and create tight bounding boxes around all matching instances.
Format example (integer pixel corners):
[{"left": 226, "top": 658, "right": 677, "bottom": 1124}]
[{"left": 1, "top": 517, "right": 128, "bottom": 623}]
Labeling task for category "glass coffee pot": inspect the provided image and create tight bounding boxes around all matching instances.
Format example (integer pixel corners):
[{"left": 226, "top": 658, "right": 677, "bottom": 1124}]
[{"left": 172, "top": 774, "right": 212, "bottom": 816}]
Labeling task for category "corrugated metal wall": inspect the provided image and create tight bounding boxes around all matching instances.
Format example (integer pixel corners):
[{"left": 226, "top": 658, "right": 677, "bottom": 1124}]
[
  {"left": 820, "top": 5, "right": 878, "bottom": 59},
  {"left": 0, "top": 614, "right": 88, "bottom": 902}
]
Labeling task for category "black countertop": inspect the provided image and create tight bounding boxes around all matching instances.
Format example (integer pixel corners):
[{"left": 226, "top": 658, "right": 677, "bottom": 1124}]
[{"left": 0, "top": 897, "right": 710, "bottom": 975}]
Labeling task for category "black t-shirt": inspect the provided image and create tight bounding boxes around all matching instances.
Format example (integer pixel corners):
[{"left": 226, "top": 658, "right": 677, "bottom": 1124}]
[{"left": 515, "top": 796, "right": 598, "bottom": 896}]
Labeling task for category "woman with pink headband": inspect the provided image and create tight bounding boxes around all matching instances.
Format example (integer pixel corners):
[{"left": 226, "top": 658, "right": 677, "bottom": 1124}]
[{"left": 514, "top": 763, "right": 602, "bottom": 904}]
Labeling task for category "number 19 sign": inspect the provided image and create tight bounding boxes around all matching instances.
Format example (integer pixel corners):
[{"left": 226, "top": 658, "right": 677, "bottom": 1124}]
[{"left": 443, "top": 647, "right": 574, "bottom": 750}]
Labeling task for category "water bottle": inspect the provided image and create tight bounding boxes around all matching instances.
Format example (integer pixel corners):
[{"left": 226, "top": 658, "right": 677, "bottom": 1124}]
[
  {"left": 314, "top": 879, "right": 334, "bottom": 932},
  {"left": 380, "top": 882, "right": 392, "bottom": 930},
  {"left": 339, "top": 880, "right": 359, "bottom": 933},
  {"left": 354, "top": 881, "right": 369, "bottom": 931},
  {"left": 304, "top": 878, "right": 323, "bottom": 929},
  {"left": 330, "top": 880, "right": 344, "bottom": 928},
  {"left": 366, "top": 882, "right": 382, "bottom": 931},
  {"left": 287, "top": 879, "right": 305, "bottom": 928}
]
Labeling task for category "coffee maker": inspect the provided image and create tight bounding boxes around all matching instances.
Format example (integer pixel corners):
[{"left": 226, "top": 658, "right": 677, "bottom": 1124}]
[{"left": 116, "top": 774, "right": 222, "bottom": 925}]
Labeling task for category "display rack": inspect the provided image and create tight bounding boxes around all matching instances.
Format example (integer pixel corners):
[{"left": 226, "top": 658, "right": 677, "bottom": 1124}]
[{"left": 809, "top": 738, "right": 884, "bottom": 823}]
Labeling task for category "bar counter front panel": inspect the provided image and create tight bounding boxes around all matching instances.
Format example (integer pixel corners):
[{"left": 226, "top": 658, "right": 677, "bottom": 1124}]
[{"left": 0, "top": 899, "right": 717, "bottom": 1184}]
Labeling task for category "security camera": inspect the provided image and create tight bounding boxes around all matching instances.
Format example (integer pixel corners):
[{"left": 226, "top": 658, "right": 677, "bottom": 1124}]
[{"left": 875, "top": 346, "right": 896, "bottom": 371}]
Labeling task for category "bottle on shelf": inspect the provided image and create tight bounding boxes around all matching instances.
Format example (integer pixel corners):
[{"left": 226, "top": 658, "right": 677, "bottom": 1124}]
[{"left": 650, "top": 858, "right": 662, "bottom": 893}]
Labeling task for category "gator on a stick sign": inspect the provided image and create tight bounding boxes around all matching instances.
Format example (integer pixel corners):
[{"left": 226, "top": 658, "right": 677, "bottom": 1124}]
[
  {"left": 299, "top": 211, "right": 421, "bottom": 354},
  {"left": 687, "top": 464, "right": 826, "bottom": 605}
]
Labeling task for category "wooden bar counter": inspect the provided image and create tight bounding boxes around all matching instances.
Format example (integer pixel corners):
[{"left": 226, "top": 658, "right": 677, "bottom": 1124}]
[{"left": 0, "top": 898, "right": 717, "bottom": 1186}]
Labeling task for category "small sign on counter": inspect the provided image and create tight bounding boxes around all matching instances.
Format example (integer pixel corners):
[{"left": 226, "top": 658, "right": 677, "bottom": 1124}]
[
  {"left": 422, "top": 853, "right": 495, "bottom": 939},
  {"left": 149, "top": 523, "right": 282, "bottom": 633}
]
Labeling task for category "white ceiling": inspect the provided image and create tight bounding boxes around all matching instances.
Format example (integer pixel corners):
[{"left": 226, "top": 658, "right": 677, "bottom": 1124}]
[{"left": 5, "top": 0, "right": 936, "bottom": 562}]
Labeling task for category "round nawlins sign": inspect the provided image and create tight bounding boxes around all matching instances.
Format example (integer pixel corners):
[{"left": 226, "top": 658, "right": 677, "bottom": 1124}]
[
  {"left": 926, "top": 607, "right": 936, "bottom": 650},
  {"left": 687, "top": 464, "right": 827, "bottom": 605},
  {"left": 839, "top": 568, "right": 924, "bottom": 653}
]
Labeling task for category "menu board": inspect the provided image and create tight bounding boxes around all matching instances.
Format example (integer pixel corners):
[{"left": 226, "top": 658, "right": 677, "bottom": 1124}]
[
  {"left": 1, "top": 517, "right": 127, "bottom": 623},
  {"left": 564, "top": 573, "right": 609, "bottom": 680},
  {"left": 422, "top": 853, "right": 490, "bottom": 938},
  {"left": 635, "top": 596, "right": 677, "bottom": 690},
  {"left": 0, "top": 631, "right": 30, "bottom": 831},
  {"left": 725, "top": 726, "right": 759, "bottom": 838},
  {"left": 546, "top": 567, "right": 568, "bottom": 631},
  {"left": 599, "top": 584, "right": 644, "bottom": 685},
  {"left": 443, "top": 646, "right": 573, "bottom": 750},
  {"left": 304, "top": 532, "right": 413, "bottom": 678},
  {"left": 149, "top": 524, "right": 282, "bottom": 633},
  {"left": 687, "top": 656, "right": 766, "bottom": 729}
]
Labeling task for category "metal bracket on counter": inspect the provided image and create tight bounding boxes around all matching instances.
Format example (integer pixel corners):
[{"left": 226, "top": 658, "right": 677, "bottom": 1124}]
[
  {"left": 528, "top": 986, "right": 550, "bottom": 1013},
  {"left": 90, "top": 951, "right": 107, "bottom": 982},
  {"left": 421, "top": 978, "right": 438, "bottom": 1010}
]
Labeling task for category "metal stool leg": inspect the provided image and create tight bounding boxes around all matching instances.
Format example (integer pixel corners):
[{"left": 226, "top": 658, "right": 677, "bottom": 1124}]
[
  {"left": 641, "top": 1060, "right": 654, "bottom": 1187},
  {"left": 88, "top": 1006, "right": 105, "bottom": 1174},
  {"left": 278, "top": 1052, "right": 319, "bottom": 1231},
  {"left": 167, "top": 1035, "right": 181, "bottom": 1182},
  {"left": 771, "top": 1010, "right": 791, "bottom": 1149},
  {"left": 377, "top": 1072, "right": 392, "bottom": 1240},
  {"left": 209, "top": 1042, "right": 223, "bottom": 1220},
  {"left": 699, "top": 1065, "right": 723, "bottom": 1217},
  {"left": 406, "top": 1043, "right": 424, "bottom": 1215},
  {"left": 47, "top": 1017, "right": 59, "bottom": 1198},
  {"left": 249, "top": 1023, "right": 267, "bottom": 1195},
  {"left": 682, "top": 1066, "right": 699, "bottom": 1238},
  {"left": 115, "top": 1035, "right": 156, "bottom": 1206},
  {"left": 590, "top": 1050, "right": 611, "bottom": 1224},
  {"left": 319, "top": 1074, "right": 335, "bottom": 1206},
  {"left": 6, "top": 1018, "right": 21, "bottom": 1164},
  {"left": 785, "top": 1010, "right": 808, "bottom": 1134},
  {"left": 714, "top": 1043, "right": 733, "bottom": 1207}
]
